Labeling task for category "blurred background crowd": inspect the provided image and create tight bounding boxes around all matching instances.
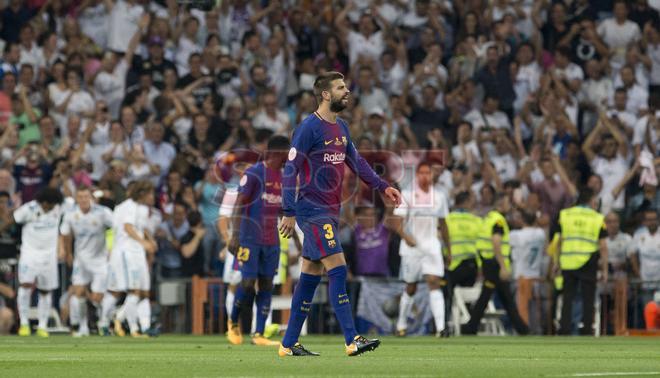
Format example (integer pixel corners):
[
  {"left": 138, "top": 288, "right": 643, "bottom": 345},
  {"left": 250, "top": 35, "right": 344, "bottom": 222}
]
[{"left": 0, "top": 0, "right": 660, "bottom": 336}]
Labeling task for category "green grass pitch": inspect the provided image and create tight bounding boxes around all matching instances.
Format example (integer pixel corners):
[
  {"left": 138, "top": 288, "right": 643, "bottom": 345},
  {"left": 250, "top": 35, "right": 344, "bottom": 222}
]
[{"left": 1, "top": 335, "right": 659, "bottom": 377}]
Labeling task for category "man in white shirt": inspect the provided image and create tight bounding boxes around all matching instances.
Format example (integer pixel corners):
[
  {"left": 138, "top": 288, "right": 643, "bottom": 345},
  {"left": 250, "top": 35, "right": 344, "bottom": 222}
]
[
  {"left": 252, "top": 91, "right": 290, "bottom": 135},
  {"left": 629, "top": 210, "right": 660, "bottom": 306},
  {"left": 14, "top": 188, "right": 64, "bottom": 337},
  {"left": 583, "top": 123, "right": 629, "bottom": 212},
  {"left": 143, "top": 122, "right": 176, "bottom": 185},
  {"left": 617, "top": 65, "right": 649, "bottom": 116},
  {"left": 510, "top": 211, "right": 547, "bottom": 330},
  {"left": 553, "top": 46, "right": 584, "bottom": 93},
  {"left": 60, "top": 187, "right": 113, "bottom": 337},
  {"left": 394, "top": 162, "right": 450, "bottom": 337},
  {"left": 107, "top": 0, "right": 144, "bottom": 53},
  {"left": 604, "top": 212, "right": 633, "bottom": 279},
  {"left": 336, "top": 3, "right": 385, "bottom": 66},
  {"left": 102, "top": 181, "right": 156, "bottom": 337},
  {"left": 464, "top": 95, "right": 512, "bottom": 135},
  {"left": 355, "top": 66, "right": 390, "bottom": 115},
  {"left": 597, "top": 0, "right": 641, "bottom": 71}
]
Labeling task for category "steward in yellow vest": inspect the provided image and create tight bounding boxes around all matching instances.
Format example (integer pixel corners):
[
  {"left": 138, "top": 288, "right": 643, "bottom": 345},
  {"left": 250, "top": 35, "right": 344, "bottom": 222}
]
[
  {"left": 556, "top": 188, "right": 608, "bottom": 336},
  {"left": 444, "top": 191, "right": 481, "bottom": 330},
  {"left": 445, "top": 191, "right": 480, "bottom": 285},
  {"left": 462, "top": 194, "right": 530, "bottom": 335}
]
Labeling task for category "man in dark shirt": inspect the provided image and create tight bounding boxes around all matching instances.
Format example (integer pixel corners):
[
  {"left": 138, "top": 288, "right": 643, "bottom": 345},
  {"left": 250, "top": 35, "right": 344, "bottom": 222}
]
[
  {"left": 176, "top": 53, "right": 215, "bottom": 107},
  {"left": 180, "top": 211, "right": 206, "bottom": 277},
  {"left": 409, "top": 84, "right": 449, "bottom": 146},
  {"left": 137, "top": 36, "right": 177, "bottom": 90},
  {"left": 474, "top": 46, "right": 514, "bottom": 117}
]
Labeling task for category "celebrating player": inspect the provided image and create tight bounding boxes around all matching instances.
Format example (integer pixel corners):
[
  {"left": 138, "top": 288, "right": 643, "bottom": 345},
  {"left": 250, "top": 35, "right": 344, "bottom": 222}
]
[
  {"left": 102, "top": 181, "right": 156, "bottom": 337},
  {"left": 60, "top": 186, "right": 114, "bottom": 337},
  {"left": 394, "top": 161, "right": 450, "bottom": 337},
  {"left": 226, "top": 135, "right": 290, "bottom": 346},
  {"left": 15, "top": 188, "right": 64, "bottom": 337},
  {"left": 278, "top": 71, "right": 402, "bottom": 357}
]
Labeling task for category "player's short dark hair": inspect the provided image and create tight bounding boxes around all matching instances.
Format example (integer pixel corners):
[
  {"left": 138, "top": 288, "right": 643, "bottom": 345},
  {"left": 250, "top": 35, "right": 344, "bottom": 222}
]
[
  {"left": 614, "top": 87, "right": 627, "bottom": 95},
  {"left": 254, "top": 128, "right": 274, "bottom": 144},
  {"left": 313, "top": 71, "right": 344, "bottom": 102},
  {"left": 577, "top": 188, "right": 596, "bottom": 205},
  {"left": 36, "top": 187, "right": 64, "bottom": 205},
  {"left": 454, "top": 191, "right": 471, "bottom": 207},
  {"left": 267, "top": 135, "right": 290, "bottom": 151},
  {"left": 0, "top": 191, "right": 10, "bottom": 200}
]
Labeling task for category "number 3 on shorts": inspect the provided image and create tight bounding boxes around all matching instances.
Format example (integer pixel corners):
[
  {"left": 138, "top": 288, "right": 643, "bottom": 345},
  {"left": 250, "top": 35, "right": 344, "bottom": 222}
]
[
  {"left": 237, "top": 247, "right": 250, "bottom": 262},
  {"left": 323, "top": 224, "right": 334, "bottom": 240}
]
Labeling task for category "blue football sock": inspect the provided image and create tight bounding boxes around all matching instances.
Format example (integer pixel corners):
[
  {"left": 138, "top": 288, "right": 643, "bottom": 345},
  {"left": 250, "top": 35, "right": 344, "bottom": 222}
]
[
  {"left": 255, "top": 290, "right": 272, "bottom": 335},
  {"left": 328, "top": 265, "right": 357, "bottom": 345},
  {"left": 230, "top": 285, "right": 255, "bottom": 324},
  {"left": 281, "top": 272, "right": 321, "bottom": 348}
]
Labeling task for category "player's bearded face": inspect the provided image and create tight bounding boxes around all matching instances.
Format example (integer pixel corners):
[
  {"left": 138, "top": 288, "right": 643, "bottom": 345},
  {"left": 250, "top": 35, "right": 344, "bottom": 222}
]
[{"left": 328, "top": 80, "right": 349, "bottom": 112}]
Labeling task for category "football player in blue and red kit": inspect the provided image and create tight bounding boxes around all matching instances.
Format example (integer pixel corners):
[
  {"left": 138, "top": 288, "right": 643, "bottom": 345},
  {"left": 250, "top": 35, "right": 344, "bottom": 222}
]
[
  {"left": 227, "top": 135, "right": 290, "bottom": 346},
  {"left": 278, "top": 71, "right": 402, "bottom": 357}
]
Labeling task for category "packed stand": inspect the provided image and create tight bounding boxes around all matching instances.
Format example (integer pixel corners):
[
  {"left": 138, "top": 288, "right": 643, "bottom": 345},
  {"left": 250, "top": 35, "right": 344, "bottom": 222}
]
[{"left": 0, "top": 0, "right": 659, "bottom": 336}]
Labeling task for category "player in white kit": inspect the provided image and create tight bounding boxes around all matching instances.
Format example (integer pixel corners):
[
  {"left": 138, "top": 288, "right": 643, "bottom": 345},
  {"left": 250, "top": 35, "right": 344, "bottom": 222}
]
[
  {"left": 101, "top": 181, "right": 156, "bottom": 337},
  {"left": 394, "top": 162, "right": 451, "bottom": 337},
  {"left": 60, "top": 187, "right": 113, "bottom": 336},
  {"left": 15, "top": 188, "right": 64, "bottom": 337},
  {"left": 218, "top": 186, "right": 243, "bottom": 318}
]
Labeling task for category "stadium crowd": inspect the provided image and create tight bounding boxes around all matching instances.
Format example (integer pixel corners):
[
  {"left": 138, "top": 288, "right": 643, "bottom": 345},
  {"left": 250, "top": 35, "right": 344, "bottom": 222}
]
[{"left": 0, "top": 0, "right": 660, "bottom": 337}]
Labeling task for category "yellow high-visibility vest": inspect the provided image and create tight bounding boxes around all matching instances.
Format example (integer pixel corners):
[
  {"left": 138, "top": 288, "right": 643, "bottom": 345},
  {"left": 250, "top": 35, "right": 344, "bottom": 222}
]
[
  {"left": 476, "top": 210, "right": 510, "bottom": 269},
  {"left": 446, "top": 210, "right": 481, "bottom": 271},
  {"left": 559, "top": 206, "right": 604, "bottom": 271}
]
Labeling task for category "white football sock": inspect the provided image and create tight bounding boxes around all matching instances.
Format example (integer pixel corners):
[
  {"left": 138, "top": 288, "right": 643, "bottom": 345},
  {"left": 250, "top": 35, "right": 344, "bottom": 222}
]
[
  {"left": 125, "top": 294, "right": 140, "bottom": 334},
  {"left": 99, "top": 293, "right": 117, "bottom": 328},
  {"left": 429, "top": 289, "right": 445, "bottom": 333},
  {"left": 116, "top": 302, "right": 127, "bottom": 322},
  {"left": 69, "top": 295, "right": 80, "bottom": 327},
  {"left": 37, "top": 292, "right": 52, "bottom": 330},
  {"left": 17, "top": 287, "right": 32, "bottom": 327},
  {"left": 397, "top": 292, "right": 414, "bottom": 331},
  {"left": 79, "top": 297, "right": 88, "bottom": 332},
  {"left": 226, "top": 289, "right": 235, "bottom": 319},
  {"left": 138, "top": 298, "right": 151, "bottom": 332}
]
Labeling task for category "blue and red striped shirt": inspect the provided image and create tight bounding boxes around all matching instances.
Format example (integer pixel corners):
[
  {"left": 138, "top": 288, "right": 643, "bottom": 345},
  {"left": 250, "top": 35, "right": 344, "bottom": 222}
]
[{"left": 283, "top": 113, "right": 389, "bottom": 220}]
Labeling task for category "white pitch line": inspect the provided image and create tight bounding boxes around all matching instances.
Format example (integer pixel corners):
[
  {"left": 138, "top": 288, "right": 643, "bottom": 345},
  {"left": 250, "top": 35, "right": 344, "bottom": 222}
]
[{"left": 555, "top": 372, "right": 660, "bottom": 377}]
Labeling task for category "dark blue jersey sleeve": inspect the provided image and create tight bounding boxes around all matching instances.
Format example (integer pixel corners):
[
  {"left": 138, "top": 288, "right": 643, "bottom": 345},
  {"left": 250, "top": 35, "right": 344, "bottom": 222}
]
[
  {"left": 282, "top": 122, "right": 314, "bottom": 216},
  {"left": 238, "top": 167, "right": 258, "bottom": 202},
  {"left": 342, "top": 122, "right": 389, "bottom": 192}
]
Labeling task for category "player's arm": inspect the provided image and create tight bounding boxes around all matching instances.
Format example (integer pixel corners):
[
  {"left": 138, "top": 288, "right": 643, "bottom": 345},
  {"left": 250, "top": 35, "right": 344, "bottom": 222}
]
[
  {"left": 388, "top": 193, "right": 416, "bottom": 247},
  {"left": 343, "top": 129, "right": 401, "bottom": 206},
  {"left": 280, "top": 124, "right": 314, "bottom": 238},
  {"left": 124, "top": 223, "right": 152, "bottom": 251}
]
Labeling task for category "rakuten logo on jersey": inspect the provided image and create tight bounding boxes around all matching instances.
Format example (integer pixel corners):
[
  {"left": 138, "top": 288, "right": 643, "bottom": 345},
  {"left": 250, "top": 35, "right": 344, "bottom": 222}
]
[
  {"left": 323, "top": 152, "right": 346, "bottom": 165},
  {"left": 261, "top": 192, "right": 282, "bottom": 204}
]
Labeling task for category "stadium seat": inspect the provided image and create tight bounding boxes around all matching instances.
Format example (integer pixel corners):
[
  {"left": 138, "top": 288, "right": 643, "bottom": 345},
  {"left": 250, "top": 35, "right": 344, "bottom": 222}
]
[{"left": 452, "top": 283, "right": 506, "bottom": 336}]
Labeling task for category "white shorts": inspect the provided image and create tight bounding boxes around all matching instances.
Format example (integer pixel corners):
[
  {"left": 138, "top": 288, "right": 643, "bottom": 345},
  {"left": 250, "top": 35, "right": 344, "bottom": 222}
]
[
  {"left": 222, "top": 251, "right": 242, "bottom": 286},
  {"left": 399, "top": 241, "right": 445, "bottom": 284},
  {"left": 18, "top": 257, "right": 58, "bottom": 290},
  {"left": 72, "top": 257, "right": 108, "bottom": 293},
  {"left": 108, "top": 249, "right": 150, "bottom": 292}
]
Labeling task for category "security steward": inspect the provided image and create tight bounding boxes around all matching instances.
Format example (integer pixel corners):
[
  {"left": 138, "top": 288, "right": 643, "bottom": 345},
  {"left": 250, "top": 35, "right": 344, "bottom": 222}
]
[
  {"left": 444, "top": 191, "right": 480, "bottom": 316},
  {"left": 556, "top": 188, "right": 608, "bottom": 335},
  {"left": 462, "top": 194, "right": 529, "bottom": 335}
]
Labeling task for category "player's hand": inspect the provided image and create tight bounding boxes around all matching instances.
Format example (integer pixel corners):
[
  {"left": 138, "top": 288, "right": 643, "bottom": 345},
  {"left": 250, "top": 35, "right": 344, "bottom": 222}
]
[
  {"left": 499, "top": 267, "right": 512, "bottom": 281},
  {"left": 383, "top": 187, "right": 402, "bottom": 207},
  {"left": 219, "top": 247, "right": 227, "bottom": 261},
  {"left": 227, "top": 235, "right": 240, "bottom": 256},
  {"left": 279, "top": 216, "right": 296, "bottom": 239}
]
